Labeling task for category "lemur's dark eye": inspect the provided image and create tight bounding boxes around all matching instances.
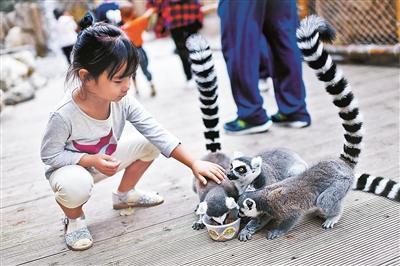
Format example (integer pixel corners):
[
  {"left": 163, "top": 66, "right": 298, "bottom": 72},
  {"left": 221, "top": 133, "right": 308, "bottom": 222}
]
[{"left": 235, "top": 166, "right": 247, "bottom": 174}]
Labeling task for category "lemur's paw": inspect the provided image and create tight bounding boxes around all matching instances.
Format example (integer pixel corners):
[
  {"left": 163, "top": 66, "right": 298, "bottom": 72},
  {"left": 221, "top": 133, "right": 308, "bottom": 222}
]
[
  {"left": 266, "top": 230, "right": 284, "bottom": 240},
  {"left": 322, "top": 219, "right": 338, "bottom": 229},
  {"left": 238, "top": 229, "right": 253, "bottom": 241},
  {"left": 192, "top": 221, "right": 205, "bottom": 230}
]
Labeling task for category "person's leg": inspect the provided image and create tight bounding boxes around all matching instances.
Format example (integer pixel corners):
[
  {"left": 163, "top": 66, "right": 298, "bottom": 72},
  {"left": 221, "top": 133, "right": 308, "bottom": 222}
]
[
  {"left": 137, "top": 47, "right": 153, "bottom": 82},
  {"left": 218, "top": 0, "right": 269, "bottom": 125},
  {"left": 259, "top": 36, "right": 272, "bottom": 80},
  {"left": 170, "top": 27, "right": 193, "bottom": 81},
  {"left": 259, "top": 36, "right": 274, "bottom": 92},
  {"left": 117, "top": 159, "right": 153, "bottom": 193},
  {"left": 49, "top": 165, "right": 94, "bottom": 250},
  {"left": 110, "top": 136, "right": 162, "bottom": 209},
  {"left": 137, "top": 47, "right": 156, "bottom": 96},
  {"left": 263, "top": 0, "right": 311, "bottom": 124}
]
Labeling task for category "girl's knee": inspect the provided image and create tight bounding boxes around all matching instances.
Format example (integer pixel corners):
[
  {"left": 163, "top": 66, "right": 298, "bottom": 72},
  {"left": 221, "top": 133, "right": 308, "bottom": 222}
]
[
  {"left": 141, "top": 142, "right": 160, "bottom": 161},
  {"left": 49, "top": 165, "right": 94, "bottom": 209}
]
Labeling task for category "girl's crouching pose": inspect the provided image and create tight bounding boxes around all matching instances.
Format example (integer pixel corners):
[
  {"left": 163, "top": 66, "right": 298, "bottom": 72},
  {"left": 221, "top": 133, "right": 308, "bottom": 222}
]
[{"left": 40, "top": 13, "right": 225, "bottom": 251}]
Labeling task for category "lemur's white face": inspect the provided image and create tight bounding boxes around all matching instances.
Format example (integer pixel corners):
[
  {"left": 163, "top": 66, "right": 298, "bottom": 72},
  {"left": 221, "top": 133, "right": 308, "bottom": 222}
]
[
  {"left": 227, "top": 157, "right": 262, "bottom": 193},
  {"left": 240, "top": 198, "right": 260, "bottom": 218}
]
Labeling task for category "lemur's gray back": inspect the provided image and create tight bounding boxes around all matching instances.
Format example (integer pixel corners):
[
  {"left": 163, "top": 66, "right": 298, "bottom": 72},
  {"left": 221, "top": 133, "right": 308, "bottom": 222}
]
[{"left": 259, "top": 148, "right": 308, "bottom": 184}]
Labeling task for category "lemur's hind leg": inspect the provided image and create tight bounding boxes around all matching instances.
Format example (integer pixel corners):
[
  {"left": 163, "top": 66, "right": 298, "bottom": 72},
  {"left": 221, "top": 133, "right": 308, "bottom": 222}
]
[
  {"left": 316, "top": 183, "right": 349, "bottom": 229},
  {"left": 266, "top": 213, "right": 301, "bottom": 240},
  {"left": 238, "top": 215, "right": 272, "bottom": 241}
]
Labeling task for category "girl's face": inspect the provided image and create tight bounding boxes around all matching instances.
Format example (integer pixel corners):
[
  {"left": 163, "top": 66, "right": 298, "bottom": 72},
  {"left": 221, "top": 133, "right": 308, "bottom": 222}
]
[{"left": 83, "top": 65, "right": 132, "bottom": 102}]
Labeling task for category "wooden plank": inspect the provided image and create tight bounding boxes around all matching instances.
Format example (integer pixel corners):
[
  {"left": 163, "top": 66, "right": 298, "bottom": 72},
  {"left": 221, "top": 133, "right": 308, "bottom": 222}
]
[{"left": 25, "top": 197, "right": 398, "bottom": 265}]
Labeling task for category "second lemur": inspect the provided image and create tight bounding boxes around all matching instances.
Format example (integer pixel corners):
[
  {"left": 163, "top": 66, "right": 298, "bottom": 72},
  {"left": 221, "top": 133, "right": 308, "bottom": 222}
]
[{"left": 238, "top": 15, "right": 399, "bottom": 240}]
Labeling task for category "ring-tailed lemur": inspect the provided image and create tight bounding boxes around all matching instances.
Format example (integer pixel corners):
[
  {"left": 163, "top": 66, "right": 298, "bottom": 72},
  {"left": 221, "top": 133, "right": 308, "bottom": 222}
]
[
  {"left": 186, "top": 34, "right": 239, "bottom": 228},
  {"left": 238, "top": 15, "right": 399, "bottom": 240},
  {"left": 187, "top": 34, "right": 310, "bottom": 233},
  {"left": 228, "top": 149, "right": 308, "bottom": 241}
]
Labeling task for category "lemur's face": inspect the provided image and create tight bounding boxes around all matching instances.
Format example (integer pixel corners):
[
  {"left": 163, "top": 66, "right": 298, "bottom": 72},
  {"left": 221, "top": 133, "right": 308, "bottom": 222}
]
[
  {"left": 196, "top": 197, "right": 238, "bottom": 225},
  {"left": 238, "top": 198, "right": 260, "bottom": 218},
  {"left": 227, "top": 156, "right": 262, "bottom": 190}
]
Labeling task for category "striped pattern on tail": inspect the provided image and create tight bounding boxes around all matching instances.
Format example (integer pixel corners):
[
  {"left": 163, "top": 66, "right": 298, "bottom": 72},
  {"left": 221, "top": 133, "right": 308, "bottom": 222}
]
[
  {"left": 296, "top": 15, "right": 363, "bottom": 167},
  {"left": 353, "top": 173, "right": 400, "bottom": 202},
  {"left": 186, "top": 34, "right": 221, "bottom": 152}
]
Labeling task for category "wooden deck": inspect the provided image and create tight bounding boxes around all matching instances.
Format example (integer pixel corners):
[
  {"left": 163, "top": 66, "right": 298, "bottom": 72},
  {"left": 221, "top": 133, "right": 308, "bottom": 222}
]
[{"left": 1, "top": 32, "right": 399, "bottom": 265}]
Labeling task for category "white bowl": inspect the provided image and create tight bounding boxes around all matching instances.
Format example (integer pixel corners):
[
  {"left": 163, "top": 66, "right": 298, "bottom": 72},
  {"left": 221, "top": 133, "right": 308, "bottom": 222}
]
[{"left": 202, "top": 215, "right": 241, "bottom": 241}]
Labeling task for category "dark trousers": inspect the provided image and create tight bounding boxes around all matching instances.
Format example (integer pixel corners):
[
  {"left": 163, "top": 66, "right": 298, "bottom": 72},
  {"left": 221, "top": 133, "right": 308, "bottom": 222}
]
[
  {"left": 170, "top": 22, "right": 201, "bottom": 81},
  {"left": 61, "top": 45, "right": 73, "bottom": 64},
  {"left": 137, "top": 47, "right": 152, "bottom": 82},
  {"left": 219, "top": 0, "right": 310, "bottom": 124}
]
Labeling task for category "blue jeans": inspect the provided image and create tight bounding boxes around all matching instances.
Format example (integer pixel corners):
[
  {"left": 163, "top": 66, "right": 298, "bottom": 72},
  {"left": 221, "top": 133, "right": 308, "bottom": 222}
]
[
  {"left": 137, "top": 47, "right": 152, "bottom": 82},
  {"left": 218, "top": 0, "right": 310, "bottom": 124}
]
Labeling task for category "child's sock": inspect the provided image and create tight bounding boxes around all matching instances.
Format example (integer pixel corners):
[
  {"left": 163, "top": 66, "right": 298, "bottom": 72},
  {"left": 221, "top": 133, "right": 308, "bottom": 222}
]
[
  {"left": 66, "top": 216, "right": 87, "bottom": 234},
  {"left": 116, "top": 189, "right": 131, "bottom": 202}
]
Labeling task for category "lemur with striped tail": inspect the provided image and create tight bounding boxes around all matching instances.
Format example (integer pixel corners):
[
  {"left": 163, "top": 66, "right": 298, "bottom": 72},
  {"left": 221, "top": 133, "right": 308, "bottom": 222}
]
[
  {"left": 186, "top": 34, "right": 238, "bottom": 228},
  {"left": 186, "top": 34, "right": 308, "bottom": 232},
  {"left": 238, "top": 15, "right": 399, "bottom": 240}
]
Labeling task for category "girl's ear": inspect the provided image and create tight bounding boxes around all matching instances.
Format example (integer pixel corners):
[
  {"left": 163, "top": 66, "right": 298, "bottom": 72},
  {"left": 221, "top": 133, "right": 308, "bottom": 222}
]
[
  {"left": 196, "top": 202, "right": 208, "bottom": 215},
  {"left": 78, "top": 69, "right": 91, "bottom": 82},
  {"left": 225, "top": 197, "right": 238, "bottom": 209}
]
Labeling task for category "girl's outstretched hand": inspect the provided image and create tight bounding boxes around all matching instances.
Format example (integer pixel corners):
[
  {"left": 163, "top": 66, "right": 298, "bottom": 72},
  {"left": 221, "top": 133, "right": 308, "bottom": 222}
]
[{"left": 192, "top": 159, "right": 226, "bottom": 185}]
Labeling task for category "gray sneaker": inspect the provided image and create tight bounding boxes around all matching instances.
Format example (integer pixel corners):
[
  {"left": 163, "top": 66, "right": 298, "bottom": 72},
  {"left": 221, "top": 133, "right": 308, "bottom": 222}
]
[{"left": 112, "top": 189, "right": 164, "bottom": 210}]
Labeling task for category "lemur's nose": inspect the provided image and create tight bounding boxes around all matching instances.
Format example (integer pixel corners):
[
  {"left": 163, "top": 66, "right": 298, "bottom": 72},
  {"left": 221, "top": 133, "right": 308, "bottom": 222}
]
[
  {"left": 227, "top": 172, "right": 238, "bottom": 180},
  {"left": 246, "top": 200, "right": 253, "bottom": 208}
]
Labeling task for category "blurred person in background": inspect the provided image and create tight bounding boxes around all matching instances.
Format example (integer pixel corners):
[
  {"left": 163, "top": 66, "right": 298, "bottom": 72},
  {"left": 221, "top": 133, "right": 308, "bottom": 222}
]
[
  {"left": 53, "top": 8, "right": 78, "bottom": 64},
  {"left": 95, "top": 0, "right": 120, "bottom": 25},
  {"left": 259, "top": 36, "right": 274, "bottom": 92},
  {"left": 147, "top": 0, "right": 203, "bottom": 88},
  {"left": 120, "top": 3, "right": 157, "bottom": 97},
  {"left": 219, "top": 0, "right": 311, "bottom": 135}
]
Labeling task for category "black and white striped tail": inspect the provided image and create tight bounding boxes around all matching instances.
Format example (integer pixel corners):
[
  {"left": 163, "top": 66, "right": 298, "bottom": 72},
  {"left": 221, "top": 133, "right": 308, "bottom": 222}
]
[
  {"left": 353, "top": 173, "right": 400, "bottom": 202},
  {"left": 186, "top": 34, "right": 221, "bottom": 152},
  {"left": 296, "top": 15, "right": 363, "bottom": 167}
]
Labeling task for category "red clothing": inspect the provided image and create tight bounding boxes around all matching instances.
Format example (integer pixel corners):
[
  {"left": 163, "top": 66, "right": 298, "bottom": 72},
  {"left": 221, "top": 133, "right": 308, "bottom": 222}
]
[
  {"left": 121, "top": 15, "right": 149, "bottom": 47},
  {"left": 147, "top": 0, "right": 203, "bottom": 30}
]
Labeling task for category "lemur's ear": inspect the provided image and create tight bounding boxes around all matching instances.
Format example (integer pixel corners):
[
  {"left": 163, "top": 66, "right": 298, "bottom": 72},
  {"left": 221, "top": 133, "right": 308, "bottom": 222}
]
[
  {"left": 251, "top": 156, "right": 262, "bottom": 169},
  {"left": 196, "top": 201, "right": 208, "bottom": 215},
  {"left": 233, "top": 151, "right": 244, "bottom": 159},
  {"left": 225, "top": 197, "right": 239, "bottom": 209}
]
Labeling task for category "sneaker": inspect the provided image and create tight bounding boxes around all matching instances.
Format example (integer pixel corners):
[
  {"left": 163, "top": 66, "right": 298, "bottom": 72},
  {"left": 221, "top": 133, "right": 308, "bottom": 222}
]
[
  {"left": 63, "top": 216, "right": 93, "bottom": 251},
  {"left": 223, "top": 118, "right": 272, "bottom": 135},
  {"left": 271, "top": 112, "right": 311, "bottom": 128},
  {"left": 259, "top": 77, "right": 274, "bottom": 92},
  {"left": 112, "top": 188, "right": 164, "bottom": 210}
]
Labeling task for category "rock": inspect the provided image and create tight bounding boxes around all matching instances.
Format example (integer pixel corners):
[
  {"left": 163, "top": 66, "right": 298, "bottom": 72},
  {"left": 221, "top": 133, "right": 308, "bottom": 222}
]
[{"left": 3, "top": 81, "right": 35, "bottom": 105}]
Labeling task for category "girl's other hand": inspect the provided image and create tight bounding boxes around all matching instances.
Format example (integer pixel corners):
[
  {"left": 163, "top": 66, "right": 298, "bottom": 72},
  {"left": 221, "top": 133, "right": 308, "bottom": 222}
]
[
  {"left": 92, "top": 154, "right": 121, "bottom": 176},
  {"left": 192, "top": 160, "right": 226, "bottom": 185}
]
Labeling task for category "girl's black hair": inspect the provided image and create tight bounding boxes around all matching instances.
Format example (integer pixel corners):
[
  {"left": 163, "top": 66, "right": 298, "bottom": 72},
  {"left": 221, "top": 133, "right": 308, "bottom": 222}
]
[{"left": 66, "top": 12, "right": 138, "bottom": 87}]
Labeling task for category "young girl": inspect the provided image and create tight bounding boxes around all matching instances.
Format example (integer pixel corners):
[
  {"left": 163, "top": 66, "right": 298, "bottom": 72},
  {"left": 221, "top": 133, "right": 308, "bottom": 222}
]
[{"left": 40, "top": 13, "right": 225, "bottom": 251}]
